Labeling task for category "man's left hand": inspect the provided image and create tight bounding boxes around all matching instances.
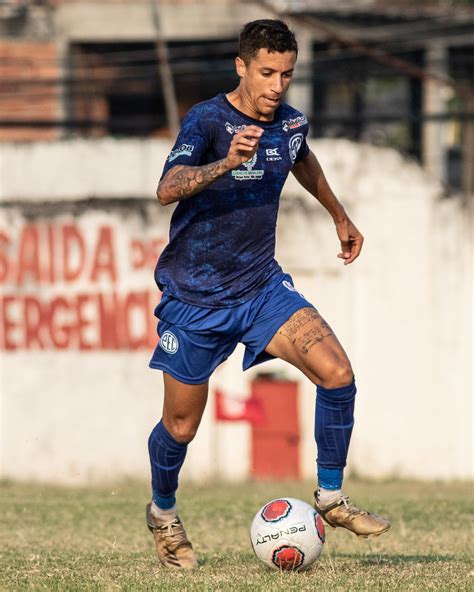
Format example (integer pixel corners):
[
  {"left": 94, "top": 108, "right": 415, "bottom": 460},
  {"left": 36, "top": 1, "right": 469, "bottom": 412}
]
[{"left": 335, "top": 217, "right": 364, "bottom": 265}]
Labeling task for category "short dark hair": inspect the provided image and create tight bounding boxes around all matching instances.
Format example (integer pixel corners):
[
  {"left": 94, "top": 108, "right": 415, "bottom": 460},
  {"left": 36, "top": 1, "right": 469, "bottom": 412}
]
[{"left": 238, "top": 19, "right": 298, "bottom": 64}]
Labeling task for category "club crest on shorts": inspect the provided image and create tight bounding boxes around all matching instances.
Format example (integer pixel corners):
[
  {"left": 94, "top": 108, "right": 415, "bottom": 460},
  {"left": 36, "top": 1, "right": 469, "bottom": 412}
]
[
  {"left": 159, "top": 331, "right": 179, "bottom": 354},
  {"left": 261, "top": 499, "right": 292, "bottom": 522}
]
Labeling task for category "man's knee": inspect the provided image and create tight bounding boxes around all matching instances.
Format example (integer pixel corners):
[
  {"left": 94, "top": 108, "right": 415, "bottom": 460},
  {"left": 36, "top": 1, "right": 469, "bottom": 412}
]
[
  {"left": 164, "top": 416, "right": 199, "bottom": 444},
  {"left": 318, "top": 360, "right": 354, "bottom": 389}
]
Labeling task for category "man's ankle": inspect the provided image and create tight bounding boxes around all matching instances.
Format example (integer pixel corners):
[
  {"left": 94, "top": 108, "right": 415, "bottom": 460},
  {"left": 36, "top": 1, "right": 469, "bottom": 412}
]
[
  {"left": 150, "top": 500, "right": 178, "bottom": 521},
  {"left": 316, "top": 487, "right": 343, "bottom": 508}
]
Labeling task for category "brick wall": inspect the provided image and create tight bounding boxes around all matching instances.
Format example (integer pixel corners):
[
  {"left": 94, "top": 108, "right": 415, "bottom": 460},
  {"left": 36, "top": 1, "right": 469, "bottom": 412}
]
[{"left": 0, "top": 41, "right": 60, "bottom": 141}]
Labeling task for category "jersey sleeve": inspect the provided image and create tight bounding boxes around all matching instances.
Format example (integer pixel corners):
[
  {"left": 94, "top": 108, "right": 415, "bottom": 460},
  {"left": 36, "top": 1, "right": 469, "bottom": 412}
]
[
  {"left": 160, "top": 105, "right": 212, "bottom": 179},
  {"left": 294, "top": 135, "right": 310, "bottom": 164},
  {"left": 293, "top": 119, "right": 310, "bottom": 164}
]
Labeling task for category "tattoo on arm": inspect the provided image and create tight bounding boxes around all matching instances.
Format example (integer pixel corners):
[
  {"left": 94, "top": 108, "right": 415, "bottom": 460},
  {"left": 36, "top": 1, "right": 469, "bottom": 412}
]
[{"left": 162, "top": 160, "right": 229, "bottom": 202}]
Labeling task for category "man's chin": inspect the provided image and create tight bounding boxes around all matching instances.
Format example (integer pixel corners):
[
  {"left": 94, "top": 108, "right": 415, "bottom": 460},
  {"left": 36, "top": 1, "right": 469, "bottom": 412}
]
[
  {"left": 258, "top": 102, "right": 279, "bottom": 117},
  {"left": 262, "top": 99, "right": 280, "bottom": 111}
]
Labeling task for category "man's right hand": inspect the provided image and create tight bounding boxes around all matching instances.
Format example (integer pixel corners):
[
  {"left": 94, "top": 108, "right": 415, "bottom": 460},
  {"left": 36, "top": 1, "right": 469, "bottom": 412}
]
[
  {"left": 224, "top": 125, "right": 264, "bottom": 170},
  {"left": 157, "top": 126, "right": 264, "bottom": 206}
]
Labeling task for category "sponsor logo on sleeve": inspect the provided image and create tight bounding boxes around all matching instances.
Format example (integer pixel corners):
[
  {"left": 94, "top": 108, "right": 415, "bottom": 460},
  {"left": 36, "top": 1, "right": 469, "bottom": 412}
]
[
  {"left": 231, "top": 153, "right": 264, "bottom": 181},
  {"left": 288, "top": 134, "right": 304, "bottom": 164},
  {"left": 282, "top": 115, "right": 308, "bottom": 132},
  {"left": 167, "top": 144, "right": 194, "bottom": 162}
]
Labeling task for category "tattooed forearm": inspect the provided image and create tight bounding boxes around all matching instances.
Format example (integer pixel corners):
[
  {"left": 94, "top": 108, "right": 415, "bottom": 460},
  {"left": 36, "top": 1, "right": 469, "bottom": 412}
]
[{"left": 157, "top": 159, "right": 230, "bottom": 205}]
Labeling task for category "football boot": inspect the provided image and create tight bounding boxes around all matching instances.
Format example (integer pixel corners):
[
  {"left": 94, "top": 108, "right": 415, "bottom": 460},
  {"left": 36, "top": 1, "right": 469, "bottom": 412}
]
[
  {"left": 314, "top": 491, "right": 391, "bottom": 538},
  {"left": 146, "top": 502, "right": 198, "bottom": 569}
]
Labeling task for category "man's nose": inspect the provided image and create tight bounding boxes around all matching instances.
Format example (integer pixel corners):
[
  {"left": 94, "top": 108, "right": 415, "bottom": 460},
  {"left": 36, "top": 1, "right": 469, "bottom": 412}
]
[{"left": 271, "top": 76, "right": 283, "bottom": 94}]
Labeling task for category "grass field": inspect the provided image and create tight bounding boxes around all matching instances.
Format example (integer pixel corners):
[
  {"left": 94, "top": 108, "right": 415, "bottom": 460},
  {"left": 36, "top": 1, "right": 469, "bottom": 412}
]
[{"left": 0, "top": 478, "right": 472, "bottom": 591}]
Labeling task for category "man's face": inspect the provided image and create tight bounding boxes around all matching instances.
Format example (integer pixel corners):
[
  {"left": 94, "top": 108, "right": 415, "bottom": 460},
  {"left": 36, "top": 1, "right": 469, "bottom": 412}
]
[{"left": 236, "top": 48, "right": 297, "bottom": 118}]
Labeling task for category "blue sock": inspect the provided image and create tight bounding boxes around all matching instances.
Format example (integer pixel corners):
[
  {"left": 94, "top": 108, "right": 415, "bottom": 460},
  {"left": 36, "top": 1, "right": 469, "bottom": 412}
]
[
  {"left": 318, "top": 466, "right": 343, "bottom": 490},
  {"left": 148, "top": 420, "right": 187, "bottom": 510},
  {"left": 315, "top": 379, "right": 356, "bottom": 490}
]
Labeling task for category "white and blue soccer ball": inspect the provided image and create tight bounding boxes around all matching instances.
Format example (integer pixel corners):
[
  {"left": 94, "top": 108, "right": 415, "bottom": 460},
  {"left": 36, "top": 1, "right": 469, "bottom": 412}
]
[{"left": 250, "top": 497, "right": 325, "bottom": 571}]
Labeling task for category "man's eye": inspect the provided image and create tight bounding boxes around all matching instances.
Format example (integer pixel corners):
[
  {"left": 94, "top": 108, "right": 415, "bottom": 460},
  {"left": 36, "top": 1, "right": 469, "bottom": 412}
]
[
  {"left": 284, "top": 73, "right": 293, "bottom": 78},
  {"left": 262, "top": 72, "right": 271, "bottom": 77}
]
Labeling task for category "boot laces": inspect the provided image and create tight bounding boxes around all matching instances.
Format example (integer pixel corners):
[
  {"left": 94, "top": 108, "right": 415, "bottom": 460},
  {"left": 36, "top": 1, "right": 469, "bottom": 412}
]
[
  {"left": 341, "top": 496, "right": 367, "bottom": 517},
  {"left": 159, "top": 518, "right": 190, "bottom": 549}
]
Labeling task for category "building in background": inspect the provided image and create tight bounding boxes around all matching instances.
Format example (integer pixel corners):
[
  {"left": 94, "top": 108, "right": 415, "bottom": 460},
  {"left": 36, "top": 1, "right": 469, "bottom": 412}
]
[
  {"left": 0, "top": 0, "right": 473, "bottom": 192},
  {"left": 1, "top": 1, "right": 472, "bottom": 484}
]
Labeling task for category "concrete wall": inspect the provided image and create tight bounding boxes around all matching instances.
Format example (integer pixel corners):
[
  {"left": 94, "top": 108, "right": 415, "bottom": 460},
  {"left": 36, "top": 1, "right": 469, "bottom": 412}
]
[
  {"left": 1, "top": 137, "right": 472, "bottom": 484},
  {"left": 53, "top": 1, "right": 268, "bottom": 42}
]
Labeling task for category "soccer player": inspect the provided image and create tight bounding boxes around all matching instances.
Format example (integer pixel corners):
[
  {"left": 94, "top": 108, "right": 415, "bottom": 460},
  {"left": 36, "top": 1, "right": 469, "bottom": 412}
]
[{"left": 146, "top": 19, "right": 390, "bottom": 569}]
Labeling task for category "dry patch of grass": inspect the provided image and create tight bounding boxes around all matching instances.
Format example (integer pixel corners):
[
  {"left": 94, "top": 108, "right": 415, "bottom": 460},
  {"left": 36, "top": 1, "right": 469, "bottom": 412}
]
[{"left": 0, "top": 478, "right": 472, "bottom": 591}]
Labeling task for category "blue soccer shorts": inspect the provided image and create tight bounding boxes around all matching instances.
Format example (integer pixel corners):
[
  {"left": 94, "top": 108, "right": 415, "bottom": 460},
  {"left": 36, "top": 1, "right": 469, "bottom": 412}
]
[{"left": 149, "top": 272, "right": 315, "bottom": 384}]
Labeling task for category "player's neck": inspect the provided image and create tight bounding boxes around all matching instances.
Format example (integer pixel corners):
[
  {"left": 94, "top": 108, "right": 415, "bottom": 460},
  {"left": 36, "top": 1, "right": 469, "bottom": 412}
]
[{"left": 226, "top": 89, "right": 274, "bottom": 122}]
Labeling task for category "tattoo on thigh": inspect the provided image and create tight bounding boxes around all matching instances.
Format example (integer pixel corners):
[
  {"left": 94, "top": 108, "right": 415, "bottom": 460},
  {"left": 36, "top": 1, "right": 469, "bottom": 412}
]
[
  {"left": 278, "top": 307, "right": 318, "bottom": 337},
  {"left": 299, "top": 324, "right": 333, "bottom": 354},
  {"left": 278, "top": 307, "right": 333, "bottom": 354}
]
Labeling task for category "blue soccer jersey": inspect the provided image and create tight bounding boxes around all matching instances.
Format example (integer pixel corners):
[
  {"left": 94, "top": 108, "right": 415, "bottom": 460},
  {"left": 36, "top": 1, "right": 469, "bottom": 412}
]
[{"left": 155, "top": 93, "right": 310, "bottom": 308}]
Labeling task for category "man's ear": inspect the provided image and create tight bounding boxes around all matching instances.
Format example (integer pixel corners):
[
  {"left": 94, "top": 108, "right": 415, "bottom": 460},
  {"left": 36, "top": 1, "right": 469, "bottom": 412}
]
[{"left": 235, "top": 56, "right": 246, "bottom": 79}]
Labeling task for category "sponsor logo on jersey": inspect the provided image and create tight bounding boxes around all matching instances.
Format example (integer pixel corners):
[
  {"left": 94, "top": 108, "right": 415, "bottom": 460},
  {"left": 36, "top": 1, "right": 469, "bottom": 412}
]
[
  {"left": 159, "top": 331, "right": 179, "bottom": 354},
  {"left": 282, "top": 279, "right": 305, "bottom": 298},
  {"left": 243, "top": 154, "right": 257, "bottom": 171},
  {"left": 167, "top": 144, "right": 194, "bottom": 162},
  {"left": 288, "top": 133, "right": 304, "bottom": 164},
  {"left": 282, "top": 115, "right": 308, "bottom": 132},
  {"left": 231, "top": 153, "right": 264, "bottom": 181},
  {"left": 225, "top": 121, "right": 247, "bottom": 134},
  {"left": 265, "top": 147, "right": 282, "bottom": 161}
]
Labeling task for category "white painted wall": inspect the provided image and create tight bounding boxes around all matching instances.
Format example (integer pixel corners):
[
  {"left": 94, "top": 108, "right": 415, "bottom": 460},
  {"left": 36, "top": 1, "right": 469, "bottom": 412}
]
[{"left": 0, "top": 138, "right": 472, "bottom": 484}]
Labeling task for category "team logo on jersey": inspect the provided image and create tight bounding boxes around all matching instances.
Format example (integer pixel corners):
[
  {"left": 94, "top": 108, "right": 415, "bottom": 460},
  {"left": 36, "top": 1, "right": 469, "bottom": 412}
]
[
  {"left": 282, "top": 115, "right": 308, "bottom": 132},
  {"left": 225, "top": 121, "right": 246, "bottom": 135},
  {"left": 167, "top": 144, "right": 194, "bottom": 162},
  {"left": 159, "top": 331, "right": 179, "bottom": 354},
  {"left": 265, "top": 147, "right": 282, "bottom": 161},
  {"left": 288, "top": 134, "right": 303, "bottom": 164},
  {"left": 231, "top": 153, "right": 264, "bottom": 181}
]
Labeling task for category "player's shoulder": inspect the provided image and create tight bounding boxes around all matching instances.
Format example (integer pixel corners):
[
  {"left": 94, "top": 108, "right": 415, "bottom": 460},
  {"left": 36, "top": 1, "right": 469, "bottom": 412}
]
[
  {"left": 279, "top": 102, "right": 309, "bottom": 133},
  {"left": 183, "top": 95, "right": 223, "bottom": 122}
]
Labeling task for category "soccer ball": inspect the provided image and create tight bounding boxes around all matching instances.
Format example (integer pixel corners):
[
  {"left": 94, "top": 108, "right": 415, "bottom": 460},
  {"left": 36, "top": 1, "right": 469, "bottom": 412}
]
[{"left": 250, "top": 497, "right": 325, "bottom": 571}]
